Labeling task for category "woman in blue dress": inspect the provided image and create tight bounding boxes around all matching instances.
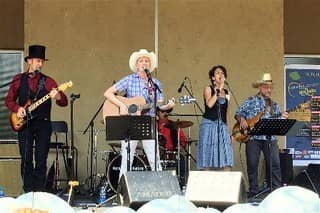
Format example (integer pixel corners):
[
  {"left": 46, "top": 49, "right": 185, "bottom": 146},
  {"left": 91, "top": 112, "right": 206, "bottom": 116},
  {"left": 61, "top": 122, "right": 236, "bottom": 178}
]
[{"left": 197, "top": 65, "right": 233, "bottom": 171}]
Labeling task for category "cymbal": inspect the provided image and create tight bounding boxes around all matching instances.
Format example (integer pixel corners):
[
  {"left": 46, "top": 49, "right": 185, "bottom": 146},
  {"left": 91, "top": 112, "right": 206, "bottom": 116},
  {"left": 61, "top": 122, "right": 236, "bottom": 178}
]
[
  {"left": 108, "top": 142, "right": 143, "bottom": 150},
  {"left": 173, "top": 120, "right": 194, "bottom": 128},
  {"left": 186, "top": 139, "right": 198, "bottom": 143}
]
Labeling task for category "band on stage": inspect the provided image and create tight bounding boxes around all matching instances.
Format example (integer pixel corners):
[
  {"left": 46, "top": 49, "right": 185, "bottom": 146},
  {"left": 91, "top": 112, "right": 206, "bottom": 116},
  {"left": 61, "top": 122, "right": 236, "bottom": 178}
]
[{"left": 4, "top": 46, "right": 290, "bottom": 201}]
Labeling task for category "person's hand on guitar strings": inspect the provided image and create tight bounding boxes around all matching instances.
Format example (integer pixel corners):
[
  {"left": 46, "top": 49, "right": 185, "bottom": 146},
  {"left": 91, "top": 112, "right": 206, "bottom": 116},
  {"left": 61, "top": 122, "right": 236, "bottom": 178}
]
[
  {"left": 239, "top": 116, "right": 248, "bottom": 130},
  {"left": 17, "top": 107, "right": 26, "bottom": 118},
  {"left": 119, "top": 102, "right": 129, "bottom": 115}
]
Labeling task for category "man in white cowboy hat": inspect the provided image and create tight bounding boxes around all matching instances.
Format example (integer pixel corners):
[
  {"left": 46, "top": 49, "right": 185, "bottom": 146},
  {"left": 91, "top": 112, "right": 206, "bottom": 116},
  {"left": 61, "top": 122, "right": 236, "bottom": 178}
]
[
  {"left": 235, "top": 73, "right": 288, "bottom": 198},
  {"left": 5, "top": 44, "right": 68, "bottom": 192},
  {"left": 104, "top": 49, "right": 171, "bottom": 181}
]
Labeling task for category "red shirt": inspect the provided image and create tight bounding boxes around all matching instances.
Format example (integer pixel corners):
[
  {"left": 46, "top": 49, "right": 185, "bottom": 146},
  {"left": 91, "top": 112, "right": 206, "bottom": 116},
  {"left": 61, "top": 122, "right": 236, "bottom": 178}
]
[
  {"left": 5, "top": 72, "right": 68, "bottom": 112},
  {"left": 158, "top": 118, "right": 187, "bottom": 150}
]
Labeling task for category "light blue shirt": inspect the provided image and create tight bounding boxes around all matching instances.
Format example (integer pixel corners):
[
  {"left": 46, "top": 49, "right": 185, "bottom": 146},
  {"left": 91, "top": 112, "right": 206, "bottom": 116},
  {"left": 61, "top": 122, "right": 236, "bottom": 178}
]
[{"left": 114, "top": 72, "right": 164, "bottom": 116}]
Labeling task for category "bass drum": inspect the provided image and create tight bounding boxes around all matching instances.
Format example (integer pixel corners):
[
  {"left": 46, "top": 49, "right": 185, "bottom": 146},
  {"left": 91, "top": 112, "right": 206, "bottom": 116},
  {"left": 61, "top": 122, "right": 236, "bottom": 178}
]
[{"left": 107, "top": 154, "right": 147, "bottom": 193}]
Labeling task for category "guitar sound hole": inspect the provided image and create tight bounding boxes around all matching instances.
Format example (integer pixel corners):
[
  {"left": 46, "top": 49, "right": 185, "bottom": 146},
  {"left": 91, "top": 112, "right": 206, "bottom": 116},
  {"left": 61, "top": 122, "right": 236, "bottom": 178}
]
[{"left": 128, "top": 104, "right": 138, "bottom": 114}]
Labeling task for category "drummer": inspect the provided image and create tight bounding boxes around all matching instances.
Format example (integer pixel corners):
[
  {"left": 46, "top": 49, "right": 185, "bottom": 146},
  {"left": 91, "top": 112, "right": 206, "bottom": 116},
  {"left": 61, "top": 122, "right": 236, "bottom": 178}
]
[{"left": 157, "top": 106, "right": 187, "bottom": 151}]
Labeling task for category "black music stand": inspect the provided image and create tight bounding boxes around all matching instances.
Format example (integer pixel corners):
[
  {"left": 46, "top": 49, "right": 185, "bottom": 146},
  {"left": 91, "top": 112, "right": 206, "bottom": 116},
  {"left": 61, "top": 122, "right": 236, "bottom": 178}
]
[
  {"left": 248, "top": 118, "right": 296, "bottom": 199},
  {"left": 105, "top": 115, "right": 155, "bottom": 172}
]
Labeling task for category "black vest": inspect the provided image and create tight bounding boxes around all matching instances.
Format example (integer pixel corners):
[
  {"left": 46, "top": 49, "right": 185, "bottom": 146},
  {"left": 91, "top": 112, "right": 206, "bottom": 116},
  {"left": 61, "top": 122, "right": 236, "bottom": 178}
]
[
  {"left": 18, "top": 73, "right": 52, "bottom": 120},
  {"left": 203, "top": 85, "right": 228, "bottom": 123}
]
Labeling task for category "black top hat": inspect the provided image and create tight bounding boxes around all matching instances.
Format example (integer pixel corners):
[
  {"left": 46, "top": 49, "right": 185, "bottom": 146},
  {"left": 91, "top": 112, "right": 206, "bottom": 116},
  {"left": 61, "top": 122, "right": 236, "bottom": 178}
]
[{"left": 24, "top": 45, "right": 48, "bottom": 62}]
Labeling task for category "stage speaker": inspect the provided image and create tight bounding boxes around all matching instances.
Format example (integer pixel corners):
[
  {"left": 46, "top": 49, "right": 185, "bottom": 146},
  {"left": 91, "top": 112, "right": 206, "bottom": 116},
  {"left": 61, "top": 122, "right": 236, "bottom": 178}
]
[
  {"left": 279, "top": 152, "right": 294, "bottom": 184},
  {"left": 118, "top": 171, "right": 181, "bottom": 210},
  {"left": 0, "top": 142, "right": 23, "bottom": 197},
  {"left": 294, "top": 164, "right": 320, "bottom": 195},
  {"left": 0, "top": 159, "right": 23, "bottom": 197},
  {"left": 0, "top": 142, "right": 20, "bottom": 157},
  {"left": 185, "top": 171, "right": 246, "bottom": 211}
]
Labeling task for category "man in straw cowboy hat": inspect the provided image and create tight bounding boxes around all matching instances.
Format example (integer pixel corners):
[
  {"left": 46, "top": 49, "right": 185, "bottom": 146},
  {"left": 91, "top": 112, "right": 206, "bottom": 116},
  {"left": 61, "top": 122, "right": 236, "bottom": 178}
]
[
  {"left": 5, "top": 45, "right": 68, "bottom": 192},
  {"left": 235, "top": 73, "right": 288, "bottom": 198},
  {"left": 104, "top": 49, "right": 173, "bottom": 181}
]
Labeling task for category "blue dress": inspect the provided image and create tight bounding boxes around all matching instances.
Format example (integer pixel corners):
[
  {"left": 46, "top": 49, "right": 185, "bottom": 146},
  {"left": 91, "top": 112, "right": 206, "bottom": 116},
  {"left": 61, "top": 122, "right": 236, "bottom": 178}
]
[{"left": 197, "top": 92, "right": 233, "bottom": 169}]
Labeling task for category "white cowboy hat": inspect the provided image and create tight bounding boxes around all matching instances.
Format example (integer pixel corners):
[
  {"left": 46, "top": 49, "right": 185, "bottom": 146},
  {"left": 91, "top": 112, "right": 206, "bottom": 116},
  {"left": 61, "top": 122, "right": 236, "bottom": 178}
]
[
  {"left": 252, "top": 72, "right": 273, "bottom": 88},
  {"left": 129, "top": 49, "right": 157, "bottom": 72}
]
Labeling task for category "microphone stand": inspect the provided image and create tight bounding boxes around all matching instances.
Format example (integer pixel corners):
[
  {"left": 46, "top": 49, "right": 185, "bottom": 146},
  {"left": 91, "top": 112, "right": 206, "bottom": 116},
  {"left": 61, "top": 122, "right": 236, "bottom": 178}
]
[
  {"left": 181, "top": 84, "right": 204, "bottom": 114},
  {"left": 147, "top": 75, "right": 162, "bottom": 171},
  {"left": 69, "top": 94, "right": 80, "bottom": 180},
  {"left": 0, "top": 71, "right": 40, "bottom": 89},
  {"left": 225, "top": 82, "right": 240, "bottom": 108},
  {"left": 83, "top": 100, "right": 105, "bottom": 194},
  {"left": 0, "top": 77, "right": 20, "bottom": 89}
]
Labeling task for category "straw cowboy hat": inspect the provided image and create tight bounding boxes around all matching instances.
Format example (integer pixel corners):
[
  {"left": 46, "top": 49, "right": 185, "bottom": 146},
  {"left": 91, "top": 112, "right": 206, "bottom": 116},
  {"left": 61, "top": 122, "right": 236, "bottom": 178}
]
[
  {"left": 24, "top": 45, "right": 48, "bottom": 62},
  {"left": 129, "top": 49, "right": 157, "bottom": 72},
  {"left": 252, "top": 73, "right": 273, "bottom": 88}
]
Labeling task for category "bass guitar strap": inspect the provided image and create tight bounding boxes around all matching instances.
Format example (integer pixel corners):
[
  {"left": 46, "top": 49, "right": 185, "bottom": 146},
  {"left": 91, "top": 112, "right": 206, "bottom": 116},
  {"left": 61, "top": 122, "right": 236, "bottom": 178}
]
[{"left": 33, "top": 74, "right": 46, "bottom": 102}]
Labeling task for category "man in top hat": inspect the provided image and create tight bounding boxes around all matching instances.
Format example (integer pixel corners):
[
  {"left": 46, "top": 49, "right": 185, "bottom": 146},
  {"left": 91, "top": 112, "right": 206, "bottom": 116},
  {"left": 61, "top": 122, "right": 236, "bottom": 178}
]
[
  {"left": 104, "top": 49, "right": 172, "bottom": 180},
  {"left": 5, "top": 44, "right": 68, "bottom": 192},
  {"left": 235, "top": 73, "right": 288, "bottom": 198}
]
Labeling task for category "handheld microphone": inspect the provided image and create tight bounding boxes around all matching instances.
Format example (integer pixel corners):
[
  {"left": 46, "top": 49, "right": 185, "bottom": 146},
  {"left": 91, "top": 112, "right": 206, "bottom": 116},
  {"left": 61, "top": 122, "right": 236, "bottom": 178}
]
[
  {"left": 70, "top": 93, "right": 80, "bottom": 99},
  {"left": 177, "top": 77, "right": 187, "bottom": 93},
  {"left": 219, "top": 77, "right": 228, "bottom": 85}
]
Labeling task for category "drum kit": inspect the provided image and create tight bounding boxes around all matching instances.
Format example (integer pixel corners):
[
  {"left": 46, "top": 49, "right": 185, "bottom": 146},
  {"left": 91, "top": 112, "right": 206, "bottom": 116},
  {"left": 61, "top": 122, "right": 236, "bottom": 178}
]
[{"left": 102, "top": 119, "right": 197, "bottom": 193}]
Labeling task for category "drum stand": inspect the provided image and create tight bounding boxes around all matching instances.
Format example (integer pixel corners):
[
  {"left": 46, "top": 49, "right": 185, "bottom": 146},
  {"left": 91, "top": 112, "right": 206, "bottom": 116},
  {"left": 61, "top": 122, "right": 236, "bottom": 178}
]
[
  {"left": 83, "top": 100, "right": 105, "bottom": 194},
  {"left": 177, "top": 127, "right": 182, "bottom": 185},
  {"left": 177, "top": 127, "right": 197, "bottom": 187}
]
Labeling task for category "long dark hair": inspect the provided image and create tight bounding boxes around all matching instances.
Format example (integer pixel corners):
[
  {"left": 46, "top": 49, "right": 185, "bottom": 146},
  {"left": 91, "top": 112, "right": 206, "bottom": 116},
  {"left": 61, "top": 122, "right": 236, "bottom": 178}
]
[{"left": 208, "top": 65, "right": 227, "bottom": 86}]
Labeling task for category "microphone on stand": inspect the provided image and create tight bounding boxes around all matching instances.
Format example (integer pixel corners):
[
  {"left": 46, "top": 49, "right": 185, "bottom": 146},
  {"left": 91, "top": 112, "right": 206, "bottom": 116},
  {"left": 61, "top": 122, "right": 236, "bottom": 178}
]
[
  {"left": 144, "top": 68, "right": 152, "bottom": 78},
  {"left": 177, "top": 77, "right": 187, "bottom": 93},
  {"left": 70, "top": 93, "right": 80, "bottom": 99},
  {"left": 27, "top": 69, "right": 40, "bottom": 77}
]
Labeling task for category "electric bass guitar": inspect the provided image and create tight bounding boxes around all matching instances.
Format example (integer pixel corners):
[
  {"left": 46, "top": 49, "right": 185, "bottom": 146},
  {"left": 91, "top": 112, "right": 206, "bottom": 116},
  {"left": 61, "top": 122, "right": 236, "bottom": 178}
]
[{"left": 10, "top": 81, "right": 73, "bottom": 132}]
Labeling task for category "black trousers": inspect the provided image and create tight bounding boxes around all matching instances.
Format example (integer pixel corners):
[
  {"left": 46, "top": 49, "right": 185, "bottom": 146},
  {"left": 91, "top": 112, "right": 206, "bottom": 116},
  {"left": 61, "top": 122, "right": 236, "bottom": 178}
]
[
  {"left": 246, "top": 139, "right": 282, "bottom": 195},
  {"left": 18, "top": 119, "right": 52, "bottom": 192}
]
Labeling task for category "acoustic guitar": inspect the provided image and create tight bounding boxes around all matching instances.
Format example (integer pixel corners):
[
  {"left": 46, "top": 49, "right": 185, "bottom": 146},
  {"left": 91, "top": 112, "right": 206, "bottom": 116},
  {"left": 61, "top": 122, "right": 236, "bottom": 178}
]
[
  {"left": 232, "top": 101, "right": 310, "bottom": 143},
  {"left": 232, "top": 111, "right": 264, "bottom": 143},
  {"left": 10, "top": 81, "right": 73, "bottom": 132},
  {"left": 102, "top": 95, "right": 175, "bottom": 124}
]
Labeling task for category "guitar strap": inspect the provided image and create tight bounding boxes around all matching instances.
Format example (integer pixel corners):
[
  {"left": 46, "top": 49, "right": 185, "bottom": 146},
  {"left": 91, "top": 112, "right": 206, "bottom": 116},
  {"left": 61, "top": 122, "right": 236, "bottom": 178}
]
[{"left": 33, "top": 74, "right": 46, "bottom": 102}]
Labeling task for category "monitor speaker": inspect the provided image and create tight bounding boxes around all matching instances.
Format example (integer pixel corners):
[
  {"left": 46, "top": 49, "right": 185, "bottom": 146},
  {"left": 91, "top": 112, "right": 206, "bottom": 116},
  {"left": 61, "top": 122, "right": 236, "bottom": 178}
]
[
  {"left": 294, "top": 164, "right": 320, "bottom": 195},
  {"left": 0, "top": 142, "right": 23, "bottom": 197},
  {"left": 118, "top": 171, "right": 181, "bottom": 210},
  {"left": 185, "top": 171, "right": 246, "bottom": 211},
  {"left": 279, "top": 152, "right": 294, "bottom": 184},
  {"left": 0, "top": 159, "right": 23, "bottom": 196}
]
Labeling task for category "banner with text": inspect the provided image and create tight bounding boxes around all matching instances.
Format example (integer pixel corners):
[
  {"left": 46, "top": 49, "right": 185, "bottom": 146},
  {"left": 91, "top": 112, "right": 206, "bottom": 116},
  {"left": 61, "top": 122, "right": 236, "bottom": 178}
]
[{"left": 285, "top": 65, "right": 320, "bottom": 166}]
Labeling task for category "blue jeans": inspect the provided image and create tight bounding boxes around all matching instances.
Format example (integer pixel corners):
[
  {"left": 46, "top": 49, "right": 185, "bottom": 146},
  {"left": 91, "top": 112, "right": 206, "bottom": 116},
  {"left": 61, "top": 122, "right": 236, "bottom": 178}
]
[{"left": 246, "top": 139, "right": 282, "bottom": 194}]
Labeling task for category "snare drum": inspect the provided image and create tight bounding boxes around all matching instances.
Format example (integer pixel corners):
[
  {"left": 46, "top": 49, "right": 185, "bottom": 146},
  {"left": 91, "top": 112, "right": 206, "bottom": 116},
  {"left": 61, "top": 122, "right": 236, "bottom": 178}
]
[{"left": 106, "top": 154, "right": 147, "bottom": 193}]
